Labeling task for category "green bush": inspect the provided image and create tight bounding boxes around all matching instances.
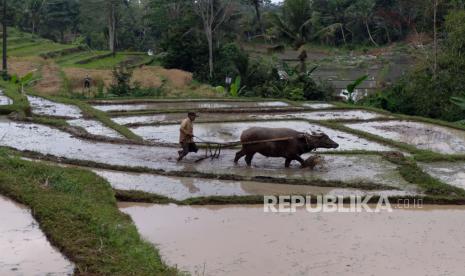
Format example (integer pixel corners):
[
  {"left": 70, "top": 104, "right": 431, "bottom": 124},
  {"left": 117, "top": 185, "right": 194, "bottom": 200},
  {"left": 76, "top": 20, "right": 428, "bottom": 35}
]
[
  {"left": 108, "top": 66, "right": 133, "bottom": 96},
  {"left": 361, "top": 10, "right": 465, "bottom": 122}
]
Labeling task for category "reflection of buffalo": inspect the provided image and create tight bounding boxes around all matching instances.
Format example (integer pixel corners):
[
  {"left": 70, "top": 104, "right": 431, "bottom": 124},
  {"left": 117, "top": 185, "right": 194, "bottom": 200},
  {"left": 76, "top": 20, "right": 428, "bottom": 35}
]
[{"left": 234, "top": 127, "right": 339, "bottom": 168}]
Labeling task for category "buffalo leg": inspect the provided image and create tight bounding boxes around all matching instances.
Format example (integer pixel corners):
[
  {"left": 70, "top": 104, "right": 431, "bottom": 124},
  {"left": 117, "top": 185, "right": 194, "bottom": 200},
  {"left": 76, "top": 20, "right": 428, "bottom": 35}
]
[
  {"left": 294, "top": 155, "right": 306, "bottom": 168},
  {"left": 245, "top": 153, "right": 255, "bottom": 166},
  {"left": 285, "top": 158, "right": 292, "bottom": 168},
  {"left": 234, "top": 149, "right": 246, "bottom": 164}
]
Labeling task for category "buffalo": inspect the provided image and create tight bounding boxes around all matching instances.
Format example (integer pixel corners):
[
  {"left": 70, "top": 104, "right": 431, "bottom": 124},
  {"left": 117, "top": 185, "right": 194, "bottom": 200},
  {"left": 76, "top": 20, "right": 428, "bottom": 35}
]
[{"left": 234, "top": 127, "right": 339, "bottom": 168}]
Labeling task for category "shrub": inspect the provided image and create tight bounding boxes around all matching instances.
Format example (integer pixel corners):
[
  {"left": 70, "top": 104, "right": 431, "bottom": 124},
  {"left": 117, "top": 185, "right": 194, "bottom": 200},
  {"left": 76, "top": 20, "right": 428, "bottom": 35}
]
[{"left": 108, "top": 66, "right": 133, "bottom": 96}]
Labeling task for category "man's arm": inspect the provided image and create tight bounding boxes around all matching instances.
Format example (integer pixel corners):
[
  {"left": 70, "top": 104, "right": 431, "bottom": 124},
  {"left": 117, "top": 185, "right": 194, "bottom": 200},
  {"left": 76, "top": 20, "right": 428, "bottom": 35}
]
[{"left": 180, "top": 120, "right": 193, "bottom": 137}]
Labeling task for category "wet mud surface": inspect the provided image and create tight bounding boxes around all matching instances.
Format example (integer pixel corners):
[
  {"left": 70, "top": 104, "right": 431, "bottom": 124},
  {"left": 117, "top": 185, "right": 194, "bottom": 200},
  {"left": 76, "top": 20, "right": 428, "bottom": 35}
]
[
  {"left": 347, "top": 120, "right": 465, "bottom": 154},
  {"left": 93, "top": 101, "right": 290, "bottom": 112},
  {"left": 94, "top": 169, "right": 411, "bottom": 200},
  {"left": 113, "top": 110, "right": 387, "bottom": 126},
  {"left": 0, "top": 120, "right": 412, "bottom": 189},
  {"left": 131, "top": 120, "right": 395, "bottom": 152},
  {"left": 0, "top": 195, "right": 74, "bottom": 275},
  {"left": 0, "top": 91, "right": 13, "bottom": 105},
  {"left": 303, "top": 103, "right": 335, "bottom": 109},
  {"left": 68, "top": 118, "right": 124, "bottom": 139},
  {"left": 28, "top": 96, "right": 82, "bottom": 118},
  {"left": 120, "top": 203, "right": 465, "bottom": 276},
  {"left": 419, "top": 162, "right": 465, "bottom": 190}
]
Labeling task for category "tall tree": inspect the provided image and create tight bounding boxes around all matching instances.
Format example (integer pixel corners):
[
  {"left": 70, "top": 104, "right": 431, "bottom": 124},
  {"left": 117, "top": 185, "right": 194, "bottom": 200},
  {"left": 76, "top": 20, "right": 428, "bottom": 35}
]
[
  {"left": 42, "top": 0, "right": 79, "bottom": 42},
  {"left": 346, "top": 0, "right": 378, "bottom": 46},
  {"left": 270, "top": 0, "right": 313, "bottom": 48},
  {"left": 193, "top": 0, "right": 234, "bottom": 79},
  {"left": 250, "top": 0, "right": 264, "bottom": 35},
  {"left": 2, "top": 0, "right": 6, "bottom": 73}
]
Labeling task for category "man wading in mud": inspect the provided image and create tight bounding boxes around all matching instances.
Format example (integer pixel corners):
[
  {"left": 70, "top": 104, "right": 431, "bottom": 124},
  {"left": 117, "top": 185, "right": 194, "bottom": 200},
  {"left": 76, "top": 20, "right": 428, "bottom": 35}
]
[{"left": 178, "top": 112, "right": 199, "bottom": 161}]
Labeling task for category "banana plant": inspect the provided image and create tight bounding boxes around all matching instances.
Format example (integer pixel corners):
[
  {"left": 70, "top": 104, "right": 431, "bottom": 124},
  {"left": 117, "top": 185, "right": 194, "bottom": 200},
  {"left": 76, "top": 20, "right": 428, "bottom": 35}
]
[
  {"left": 230, "top": 76, "right": 245, "bottom": 97},
  {"left": 343, "top": 75, "right": 368, "bottom": 103},
  {"left": 451, "top": 96, "right": 465, "bottom": 110},
  {"left": 11, "top": 72, "right": 35, "bottom": 95}
]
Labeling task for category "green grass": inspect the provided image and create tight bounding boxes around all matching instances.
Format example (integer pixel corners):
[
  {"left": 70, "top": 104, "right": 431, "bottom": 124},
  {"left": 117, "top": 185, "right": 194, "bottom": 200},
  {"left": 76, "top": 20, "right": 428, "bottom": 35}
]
[
  {"left": 75, "top": 53, "right": 129, "bottom": 69},
  {"left": 56, "top": 51, "right": 108, "bottom": 67},
  {"left": 383, "top": 153, "right": 465, "bottom": 197},
  {"left": 9, "top": 42, "right": 77, "bottom": 57},
  {"left": 0, "top": 150, "right": 178, "bottom": 275},
  {"left": 0, "top": 79, "right": 30, "bottom": 115}
]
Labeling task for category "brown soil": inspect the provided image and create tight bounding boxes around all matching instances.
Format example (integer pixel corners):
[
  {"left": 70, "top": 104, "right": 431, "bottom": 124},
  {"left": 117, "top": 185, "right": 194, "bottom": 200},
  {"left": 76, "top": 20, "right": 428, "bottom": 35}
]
[
  {"left": 34, "top": 61, "right": 63, "bottom": 95},
  {"left": 8, "top": 57, "right": 41, "bottom": 77},
  {"left": 63, "top": 68, "right": 114, "bottom": 90},
  {"left": 62, "top": 66, "right": 192, "bottom": 91}
]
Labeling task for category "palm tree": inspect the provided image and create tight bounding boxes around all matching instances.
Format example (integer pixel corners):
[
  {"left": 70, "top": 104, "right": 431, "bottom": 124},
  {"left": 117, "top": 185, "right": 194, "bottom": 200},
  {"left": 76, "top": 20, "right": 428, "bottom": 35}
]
[{"left": 270, "top": 0, "right": 313, "bottom": 48}]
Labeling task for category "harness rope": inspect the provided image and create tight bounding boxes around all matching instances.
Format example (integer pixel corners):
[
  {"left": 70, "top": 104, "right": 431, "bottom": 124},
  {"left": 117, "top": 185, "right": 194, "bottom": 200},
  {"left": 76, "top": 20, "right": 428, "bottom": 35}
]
[{"left": 192, "top": 133, "right": 315, "bottom": 162}]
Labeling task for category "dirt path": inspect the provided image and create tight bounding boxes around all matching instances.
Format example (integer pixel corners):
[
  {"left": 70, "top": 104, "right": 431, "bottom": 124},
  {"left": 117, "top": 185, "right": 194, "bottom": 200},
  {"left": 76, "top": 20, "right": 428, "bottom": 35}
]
[{"left": 34, "top": 61, "right": 63, "bottom": 95}]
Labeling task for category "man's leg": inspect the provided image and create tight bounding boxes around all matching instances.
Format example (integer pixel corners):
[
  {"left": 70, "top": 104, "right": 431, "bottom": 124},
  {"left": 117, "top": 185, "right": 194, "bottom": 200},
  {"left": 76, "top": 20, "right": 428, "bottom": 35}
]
[{"left": 177, "top": 143, "right": 189, "bottom": 161}]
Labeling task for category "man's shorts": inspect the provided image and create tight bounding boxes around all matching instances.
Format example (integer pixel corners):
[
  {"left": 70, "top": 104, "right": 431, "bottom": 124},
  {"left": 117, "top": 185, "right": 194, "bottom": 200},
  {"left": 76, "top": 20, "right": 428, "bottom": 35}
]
[{"left": 181, "top": 142, "right": 199, "bottom": 154}]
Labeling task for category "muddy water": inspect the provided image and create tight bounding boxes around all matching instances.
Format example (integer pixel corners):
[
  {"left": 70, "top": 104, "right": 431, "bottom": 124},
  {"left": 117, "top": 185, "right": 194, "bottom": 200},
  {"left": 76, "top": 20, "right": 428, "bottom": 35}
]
[
  {"left": 248, "top": 110, "right": 387, "bottom": 121},
  {"left": 68, "top": 118, "right": 124, "bottom": 139},
  {"left": 419, "top": 162, "right": 465, "bottom": 190},
  {"left": 28, "top": 96, "right": 82, "bottom": 118},
  {"left": 120, "top": 203, "right": 465, "bottom": 276},
  {"left": 0, "top": 91, "right": 13, "bottom": 105},
  {"left": 94, "top": 169, "right": 411, "bottom": 200},
  {"left": 347, "top": 121, "right": 465, "bottom": 154},
  {"left": 131, "top": 120, "right": 395, "bottom": 152},
  {"left": 0, "top": 120, "right": 413, "bottom": 189},
  {"left": 303, "top": 103, "right": 335, "bottom": 109},
  {"left": 93, "top": 101, "right": 290, "bottom": 112},
  {"left": 0, "top": 195, "right": 74, "bottom": 275},
  {"left": 113, "top": 110, "right": 386, "bottom": 126}
]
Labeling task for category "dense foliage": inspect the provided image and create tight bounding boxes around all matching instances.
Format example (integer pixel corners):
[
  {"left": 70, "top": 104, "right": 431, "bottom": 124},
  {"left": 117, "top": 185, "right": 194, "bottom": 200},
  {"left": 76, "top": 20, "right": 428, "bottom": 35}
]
[
  {"left": 361, "top": 10, "right": 465, "bottom": 122},
  {"left": 3, "top": 0, "right": 465, "bottom": 117}
]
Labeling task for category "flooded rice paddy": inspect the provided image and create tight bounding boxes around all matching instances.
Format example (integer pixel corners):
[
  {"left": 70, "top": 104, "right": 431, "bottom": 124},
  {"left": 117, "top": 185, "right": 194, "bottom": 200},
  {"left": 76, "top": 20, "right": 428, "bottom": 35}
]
[
  {"left": 0, "top": 91, "right": 13, "bottom": 105},
  {"left": 419, "top": 162, "right": 465, "bottom": 190},
  {"left": 113, "top": 110, "right": 387, "bottom": 126},
  {"left": 94, "top": 169, "right": 412, "bottom": 200},
  {"left": 0, "top": 195, "right": 74, "bottom": 275},
  {"left": 93, "top": 101, "right": 290, "bottom": 112},
  {"left": 28, "top": 96, "right": 82, "bottom": 118},
  {"left": 131, "top": 120, "right": 395, "bottom": 152},
  {"left": 346, "top": 120, "right": 465, "bottom": 154},
  {"left": 0, "top": 120, "right": 412, "bottom": 189},
  {"left": 120, "top": 203, "right": 465, "bottom": 276},
  {"left": 68, "top": 118, "right": 124, "bottom": 138}
]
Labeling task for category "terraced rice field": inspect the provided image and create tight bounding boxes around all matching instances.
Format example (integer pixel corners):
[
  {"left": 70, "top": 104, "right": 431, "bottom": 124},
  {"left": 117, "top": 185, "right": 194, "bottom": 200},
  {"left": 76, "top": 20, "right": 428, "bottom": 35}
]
[{"left": 1, "top": 96, "right": 465, "bottom": 275}]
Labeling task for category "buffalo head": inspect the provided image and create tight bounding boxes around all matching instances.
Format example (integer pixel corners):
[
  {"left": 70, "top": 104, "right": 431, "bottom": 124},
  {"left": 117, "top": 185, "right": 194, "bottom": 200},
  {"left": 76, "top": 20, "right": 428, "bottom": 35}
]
[{"left": 300, "top": 132, "right": 339, "bottom": 150}]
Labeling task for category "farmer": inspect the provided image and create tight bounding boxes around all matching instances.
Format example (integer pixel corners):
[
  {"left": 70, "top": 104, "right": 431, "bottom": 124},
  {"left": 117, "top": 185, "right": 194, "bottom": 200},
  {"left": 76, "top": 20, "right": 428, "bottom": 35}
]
[
  {"left": 177, "top": 112, "right": 199, "bottom": 161},
  {"left": 83, "top": 74, "right": 92, "bottom": 95}
]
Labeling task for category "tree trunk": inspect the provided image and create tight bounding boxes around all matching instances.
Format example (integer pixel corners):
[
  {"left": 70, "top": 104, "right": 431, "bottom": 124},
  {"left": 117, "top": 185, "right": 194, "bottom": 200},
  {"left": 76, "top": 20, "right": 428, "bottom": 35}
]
[
  {"left": 2, "top": 0, "right": 7, "bottom": 73},
  {"left": 206, "top": 27, "right": 213, "bottom": 79},
  {"left": 365, "top": 19, "right": 378, "bottom": 47},
  {"left": 253, "top": 1, "right": 265, "bottom": 37},
  {"left": 340, "top": 24, "right": 346, "bottom": 45},
  {"left": 433, "top": 0, "right": 438, "bottom": 79},
  {"left": 108, "top": 2, "right": 116, "bottom": 56}
]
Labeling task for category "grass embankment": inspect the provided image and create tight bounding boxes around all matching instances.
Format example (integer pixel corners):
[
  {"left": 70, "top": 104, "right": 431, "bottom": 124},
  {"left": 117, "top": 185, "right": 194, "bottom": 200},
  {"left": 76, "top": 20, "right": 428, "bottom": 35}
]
[
  {"left": 0, "top": 80, "right": 30, "bottom": 115},
  {"left": 0, "top": 151, "right": 178, "bottom": 275},
  {"left": 383, "top": 152, "right": 465, "bottom": 198}
]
